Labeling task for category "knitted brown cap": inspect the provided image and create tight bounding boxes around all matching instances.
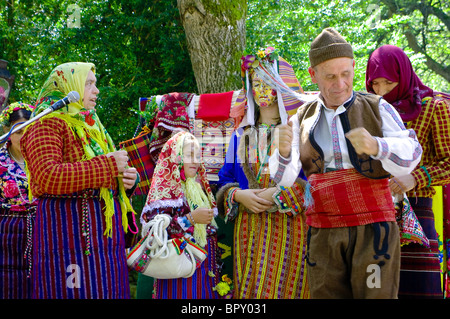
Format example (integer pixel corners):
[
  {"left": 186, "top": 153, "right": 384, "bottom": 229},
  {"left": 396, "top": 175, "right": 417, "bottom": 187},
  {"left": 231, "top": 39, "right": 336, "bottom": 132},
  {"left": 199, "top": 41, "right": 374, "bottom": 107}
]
[{"left": 309, "top": 28, "right": 354, "bottom": 67}]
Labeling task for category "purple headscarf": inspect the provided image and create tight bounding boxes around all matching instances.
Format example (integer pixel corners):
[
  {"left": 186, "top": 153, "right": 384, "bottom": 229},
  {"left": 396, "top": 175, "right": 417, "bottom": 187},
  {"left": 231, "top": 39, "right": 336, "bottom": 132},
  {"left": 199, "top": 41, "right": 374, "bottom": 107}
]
[{"left": 366, "top": 45, "right": 434, "bottom": 122}]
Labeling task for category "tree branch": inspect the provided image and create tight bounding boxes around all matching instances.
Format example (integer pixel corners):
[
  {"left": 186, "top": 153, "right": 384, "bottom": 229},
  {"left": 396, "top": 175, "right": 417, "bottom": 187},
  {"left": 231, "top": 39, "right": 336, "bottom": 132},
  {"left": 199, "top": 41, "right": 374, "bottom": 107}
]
[
  {"left": 404, "top": 28, "right": 450, "bottom": 82},
  {"left": 427, "top": 3, "right": 450, "bottom": 31},
  {"left": 379, "top": 0, "right": 450, "bottom": 83},
  {"left": 381, "top": 0, "right": 449, "bottom": 31}
]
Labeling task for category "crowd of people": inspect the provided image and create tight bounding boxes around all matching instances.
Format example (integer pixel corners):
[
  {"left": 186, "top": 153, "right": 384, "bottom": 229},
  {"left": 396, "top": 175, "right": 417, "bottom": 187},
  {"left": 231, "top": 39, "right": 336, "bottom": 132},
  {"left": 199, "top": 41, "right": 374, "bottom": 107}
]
[{"left": 0, "top": 27, "right": 449, "bottom": 299}]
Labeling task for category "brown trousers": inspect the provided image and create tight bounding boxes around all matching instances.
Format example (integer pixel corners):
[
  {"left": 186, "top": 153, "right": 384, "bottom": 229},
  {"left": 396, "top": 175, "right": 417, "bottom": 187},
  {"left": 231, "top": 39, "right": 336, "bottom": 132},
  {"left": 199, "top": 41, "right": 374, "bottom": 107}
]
[{"left": 306, "top": 221, "right": 400, "bottom": 299}]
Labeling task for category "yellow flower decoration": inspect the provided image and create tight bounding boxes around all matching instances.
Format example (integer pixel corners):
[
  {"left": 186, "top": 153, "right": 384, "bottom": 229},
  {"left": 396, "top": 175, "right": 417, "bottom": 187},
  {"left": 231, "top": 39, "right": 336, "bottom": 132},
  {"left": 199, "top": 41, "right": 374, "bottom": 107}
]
[
  {"left": 214, "top": 281, "right": 231, "bottom": 296},
  {"left": 222, "top": 274, "right": 232, "bottom": 284},
  {"left": 0, "top": 102, "right": 34, "bottom": 126},
  {"left": 213, "top": 273, "right": 233, "bottom": 297}
]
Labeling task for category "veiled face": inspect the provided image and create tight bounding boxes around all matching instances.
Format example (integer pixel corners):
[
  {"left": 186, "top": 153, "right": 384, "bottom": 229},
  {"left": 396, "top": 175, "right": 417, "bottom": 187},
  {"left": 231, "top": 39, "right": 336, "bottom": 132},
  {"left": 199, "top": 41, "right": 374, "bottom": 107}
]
[
  {"left": 370, "top": 77, "right": 399, "bottom": 97},
  {"left": 251, "top": 73, "right": 277, "bottom": 108}
]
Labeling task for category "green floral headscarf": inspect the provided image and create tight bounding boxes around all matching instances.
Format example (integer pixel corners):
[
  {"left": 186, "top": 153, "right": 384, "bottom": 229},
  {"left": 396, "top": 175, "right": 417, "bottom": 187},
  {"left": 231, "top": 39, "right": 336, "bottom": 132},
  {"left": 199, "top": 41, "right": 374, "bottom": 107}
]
[{"left": 28, "top": 62, "right": 134, "bottom": 237}]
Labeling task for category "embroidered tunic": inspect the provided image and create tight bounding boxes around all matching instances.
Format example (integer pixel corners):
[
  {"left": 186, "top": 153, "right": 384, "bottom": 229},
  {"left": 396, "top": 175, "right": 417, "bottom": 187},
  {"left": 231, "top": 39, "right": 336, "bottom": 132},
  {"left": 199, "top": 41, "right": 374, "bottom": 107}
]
[
  {"left": 139, "top": 131, "right": 219, "bottom": 299},
  {"left": 399, "top": 96, "right": 450, "bottom": 298},
  {"left": 20, "top": 117, "right": 130, "bottom": 299},
  {"left": 0, "top": 143, "right": 36, "bottom": 298},
  {"left": 217, "top": 126, "right": 309, "bottom": 299}
]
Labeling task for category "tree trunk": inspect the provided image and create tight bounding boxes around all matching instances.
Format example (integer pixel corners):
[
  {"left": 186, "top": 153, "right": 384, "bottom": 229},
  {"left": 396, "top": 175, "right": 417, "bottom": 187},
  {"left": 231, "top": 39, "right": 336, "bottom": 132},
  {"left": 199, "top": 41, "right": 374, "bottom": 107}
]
[{"left": 177, "top": 0, "right": 247, "bottom": 94}]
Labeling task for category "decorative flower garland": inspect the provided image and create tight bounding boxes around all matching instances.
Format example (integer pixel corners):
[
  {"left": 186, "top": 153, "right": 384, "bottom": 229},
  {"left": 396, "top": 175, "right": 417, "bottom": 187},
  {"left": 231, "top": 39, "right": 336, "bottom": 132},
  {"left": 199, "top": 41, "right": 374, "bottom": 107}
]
[
  {"left": 0, "top": 102, "right": 35, "bottom": 127},
  {"left": 241, "top": 46, "right": 278, "bottom": 77}
]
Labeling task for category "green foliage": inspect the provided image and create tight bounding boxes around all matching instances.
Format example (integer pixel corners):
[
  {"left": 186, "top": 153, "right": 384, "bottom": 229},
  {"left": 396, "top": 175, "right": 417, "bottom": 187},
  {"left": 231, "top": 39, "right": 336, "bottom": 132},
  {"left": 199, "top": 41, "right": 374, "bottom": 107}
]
[
  {"left": 1, "top": 0, "right": 448, "bottom": 144},
  {"left": 0, "top": 0, "right": 197, "bottom": 143},
  {"left": 246, "top": 0, "right": 449, "bottom": 93}
]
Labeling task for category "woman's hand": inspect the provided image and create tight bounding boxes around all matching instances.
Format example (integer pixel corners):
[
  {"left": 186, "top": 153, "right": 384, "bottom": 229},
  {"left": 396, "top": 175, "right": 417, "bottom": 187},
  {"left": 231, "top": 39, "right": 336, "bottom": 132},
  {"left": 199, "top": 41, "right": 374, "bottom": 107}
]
[
  {"left": 122, "top": 167, "right": 138, "bottom": 190},
  {"left": 389, "top": 174, "right": 417, "bottom": 196},
  {"left": 257, "top": 187, "right": 277, "bottom": 203},
  {"left": 234, "top": 189, "right": 274, "bottom": 213},
  {"left": 106, "top": 150, "right": 129, "bottom": 174},
  {"left": 190, "top": 207, "right": 215, "bottom": 224}
]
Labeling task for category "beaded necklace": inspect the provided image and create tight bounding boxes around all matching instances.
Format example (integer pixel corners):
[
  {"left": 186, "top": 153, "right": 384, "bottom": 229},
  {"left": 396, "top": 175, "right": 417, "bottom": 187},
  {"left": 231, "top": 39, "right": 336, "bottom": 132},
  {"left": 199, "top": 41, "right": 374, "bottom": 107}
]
[{"left": 255, "top": 123, "right": 276, "bottom": 183}]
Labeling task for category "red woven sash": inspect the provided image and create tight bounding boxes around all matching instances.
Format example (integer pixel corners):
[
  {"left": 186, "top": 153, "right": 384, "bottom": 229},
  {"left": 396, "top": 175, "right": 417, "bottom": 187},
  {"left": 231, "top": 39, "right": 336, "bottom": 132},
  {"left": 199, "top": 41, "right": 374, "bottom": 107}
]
[{"left": 306, "top": 168, "right": 396, "bottom": 228}]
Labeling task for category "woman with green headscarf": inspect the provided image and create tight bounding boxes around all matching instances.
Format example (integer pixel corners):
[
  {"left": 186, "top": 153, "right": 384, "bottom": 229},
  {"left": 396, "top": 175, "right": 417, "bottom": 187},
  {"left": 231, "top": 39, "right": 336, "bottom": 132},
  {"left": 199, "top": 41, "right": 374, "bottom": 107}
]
[{"left": 20, "top": 62, "right": 138, "bottom": 299}]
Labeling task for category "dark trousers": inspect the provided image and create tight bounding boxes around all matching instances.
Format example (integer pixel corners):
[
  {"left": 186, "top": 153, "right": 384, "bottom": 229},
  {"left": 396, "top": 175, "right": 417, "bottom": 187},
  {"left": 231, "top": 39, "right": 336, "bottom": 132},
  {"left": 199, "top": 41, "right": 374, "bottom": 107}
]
[{"left": 306, "top": 221, "right": 400, "bottom": 299}]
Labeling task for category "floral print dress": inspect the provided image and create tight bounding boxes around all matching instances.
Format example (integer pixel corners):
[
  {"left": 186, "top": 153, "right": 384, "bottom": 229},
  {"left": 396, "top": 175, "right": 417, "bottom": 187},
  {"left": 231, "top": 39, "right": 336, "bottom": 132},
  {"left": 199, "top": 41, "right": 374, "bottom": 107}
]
[
  {"left": 0, "top": 142, "right": 36, "bottom": 298},
  {"left": 0, "top": 143, "right": 35, "bottom": 211}
]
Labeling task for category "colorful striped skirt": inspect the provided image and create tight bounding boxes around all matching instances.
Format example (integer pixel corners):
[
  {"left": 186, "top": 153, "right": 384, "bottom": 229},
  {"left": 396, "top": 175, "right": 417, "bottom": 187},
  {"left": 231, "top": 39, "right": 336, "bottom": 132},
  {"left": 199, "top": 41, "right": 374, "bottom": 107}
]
[
  {"left": 233, "top": 211, "right": 309, "bottom": 299},
  {"left": 0, "top": 208, "right": 34, "bottom": 299},
  {"left": 32, "top": 190, "right": 130, "bottom": 299},
  {"left": 153, "top": 235, "right": 220, "bottom": 299},
  {"left": 399, "top": 197, "right": 443, "bottom": 298}
]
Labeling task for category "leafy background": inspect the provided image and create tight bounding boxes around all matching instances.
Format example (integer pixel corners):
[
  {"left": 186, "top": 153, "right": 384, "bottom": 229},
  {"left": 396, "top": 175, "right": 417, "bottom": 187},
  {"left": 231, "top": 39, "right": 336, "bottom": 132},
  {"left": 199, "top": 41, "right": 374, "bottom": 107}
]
[
  {"left": 246, "top": 0, "right": 449, "bottom": 93},
  {"left": 1, "top": 0, "right": 448, "bottom": 143}
]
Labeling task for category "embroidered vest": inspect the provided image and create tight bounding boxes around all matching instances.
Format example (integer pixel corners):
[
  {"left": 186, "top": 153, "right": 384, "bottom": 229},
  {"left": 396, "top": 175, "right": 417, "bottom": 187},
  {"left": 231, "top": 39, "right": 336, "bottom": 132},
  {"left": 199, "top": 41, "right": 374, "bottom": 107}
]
[{"left": 297, "top": 91, "right": 390, "bottom": 179}]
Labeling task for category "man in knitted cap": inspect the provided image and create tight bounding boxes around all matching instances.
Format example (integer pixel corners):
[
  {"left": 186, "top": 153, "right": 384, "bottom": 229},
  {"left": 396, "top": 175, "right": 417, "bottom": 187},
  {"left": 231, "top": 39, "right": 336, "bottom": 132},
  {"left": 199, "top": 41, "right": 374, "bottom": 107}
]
[{"left": 268, "top": 28, "right": 423, "bottom": 298}]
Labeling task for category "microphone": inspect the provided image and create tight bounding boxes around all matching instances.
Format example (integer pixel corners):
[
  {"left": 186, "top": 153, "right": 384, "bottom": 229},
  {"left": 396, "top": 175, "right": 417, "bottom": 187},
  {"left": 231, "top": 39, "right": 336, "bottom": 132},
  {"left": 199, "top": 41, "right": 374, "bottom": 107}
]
[
  {"left": 0, "top": 91, "right": 81, "bottom": 143},
  {"left": 50, "top": 91, "right": 80, "bottom": 111}
]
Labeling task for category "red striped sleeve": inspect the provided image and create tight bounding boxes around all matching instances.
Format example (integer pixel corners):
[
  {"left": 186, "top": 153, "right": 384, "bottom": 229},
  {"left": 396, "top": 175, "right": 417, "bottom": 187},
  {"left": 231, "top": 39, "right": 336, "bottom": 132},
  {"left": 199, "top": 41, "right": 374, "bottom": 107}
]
[
  {"left": 409, "top": 98, "right": 450, "bottom": 197},
  {"left": 21, "top": 116, "right": 118, "bottom": 196}
]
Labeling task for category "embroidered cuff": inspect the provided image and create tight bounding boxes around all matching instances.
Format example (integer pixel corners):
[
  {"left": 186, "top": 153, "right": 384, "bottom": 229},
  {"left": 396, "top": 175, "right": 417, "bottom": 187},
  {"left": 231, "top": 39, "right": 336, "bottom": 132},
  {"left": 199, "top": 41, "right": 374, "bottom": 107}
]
[
  {"left": 224, "top": 187, "right": 240, "bottom": 223},
  {"left": 272, "top": 186, "right": 292, "bottom": 215},
  {"left": 279, "top": 153, "right": 292, "bottom": 165},
  {"left": 273, "top": 154, "right": 291, "bottom": 184},
  {"left": 372, "top": 137, "right": 389, "bottom": 160},
  {"left": 421, "top": 165, "right": 432, "bottom": 187},
  {"left": 216, "top": 182, "right": 240, "bottom": 218},
  {"left": 411, "top": 166, "right": 431, "bottom": 189},
  {"left": 272, "top": 184, "right": 304, "bottom": 216}
]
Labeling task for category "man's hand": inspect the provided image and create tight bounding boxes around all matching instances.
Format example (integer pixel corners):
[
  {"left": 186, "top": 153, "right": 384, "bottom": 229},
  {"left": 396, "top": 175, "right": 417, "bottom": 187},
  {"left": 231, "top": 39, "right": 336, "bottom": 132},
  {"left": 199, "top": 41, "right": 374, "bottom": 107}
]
[
  {"left": 274, "top": 121, "right": 293, "bottom": 158},
  {"left": 345, "top": 127, "right": 379, "bottom": 156},
  {"left": 389, "top": 174, "right": 417, "bottom": 196}
]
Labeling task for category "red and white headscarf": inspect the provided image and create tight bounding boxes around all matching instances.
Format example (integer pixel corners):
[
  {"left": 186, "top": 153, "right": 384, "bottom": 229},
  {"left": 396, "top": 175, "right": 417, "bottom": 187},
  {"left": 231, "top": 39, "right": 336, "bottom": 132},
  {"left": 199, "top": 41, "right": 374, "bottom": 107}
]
[{"left": 143, "top": 131, "right": 217, "bottom": 246}]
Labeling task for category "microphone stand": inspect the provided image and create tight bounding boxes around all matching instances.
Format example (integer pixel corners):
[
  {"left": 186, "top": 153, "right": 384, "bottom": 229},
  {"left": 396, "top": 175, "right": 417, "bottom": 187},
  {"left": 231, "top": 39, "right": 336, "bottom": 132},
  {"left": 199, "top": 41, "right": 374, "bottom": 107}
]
[
  {"left": 0, "top": 91, "right": 80, "bottom": 144},
  {"left": 1, "top": 105, "right": 60, "bottom": 144}
]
